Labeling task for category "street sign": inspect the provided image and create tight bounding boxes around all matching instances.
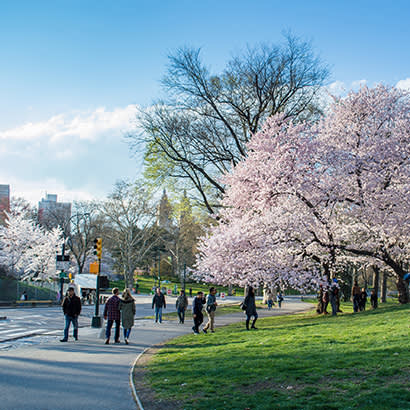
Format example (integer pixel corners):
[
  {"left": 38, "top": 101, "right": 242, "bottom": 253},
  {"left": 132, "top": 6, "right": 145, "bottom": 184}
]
[
  {"left": 89, "top": 261, "right": 99, "bottom": 274},
  {"left": 56, "top": 254, "right": 70, "bottom": 271}
]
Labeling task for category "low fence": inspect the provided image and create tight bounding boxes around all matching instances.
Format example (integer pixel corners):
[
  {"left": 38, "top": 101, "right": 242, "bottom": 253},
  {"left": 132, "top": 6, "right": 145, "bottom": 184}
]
[{"left": 0, "top": 277, "right": 58, "bottom": 303}]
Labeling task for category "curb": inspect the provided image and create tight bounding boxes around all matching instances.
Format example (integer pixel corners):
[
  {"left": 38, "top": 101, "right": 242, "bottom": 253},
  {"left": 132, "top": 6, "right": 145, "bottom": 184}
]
[{"left": 130, "top": 348, "right": 148, "bottom": 410}]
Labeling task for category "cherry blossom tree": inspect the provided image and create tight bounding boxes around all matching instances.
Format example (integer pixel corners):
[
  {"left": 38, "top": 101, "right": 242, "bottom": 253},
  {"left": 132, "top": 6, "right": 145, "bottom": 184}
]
[
  {"left": 194, "top": 85, "right": 409, "bottom": 301},
  {"left": 0, "top": 212, "right": 63, "bottom": 281}
]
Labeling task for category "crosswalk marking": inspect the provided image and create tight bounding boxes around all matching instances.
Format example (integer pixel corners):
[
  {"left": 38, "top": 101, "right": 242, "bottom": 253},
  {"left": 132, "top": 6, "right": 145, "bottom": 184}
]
[{"left": 0, "top": 328, "right": 48, "bottom": 342}]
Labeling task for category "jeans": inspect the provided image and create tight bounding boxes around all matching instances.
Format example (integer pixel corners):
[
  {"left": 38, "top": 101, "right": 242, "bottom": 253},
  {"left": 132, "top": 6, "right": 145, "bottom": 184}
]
[
  {"left": 155, "top": 306, "right": 163, "bottom": 323},
  {"left": 330, "top": 294, "right": 337, "bottom": 316},
  {"left": 106, "top": 319, "right": 120, "bottom": 341},
  {"left": 123, "top": 328, "right": 132, "bottom": 339},
  {"left": 267, "top": 300, "right": 273, "bottom": 310},
  {"left": 63, "top": 315, "right": 78, "bottom": 340},
  {"left": 177, "top": 307, "right": 186, "bottom": 323},
  {"left": 353, "top": 295, "right": 360, "bottom": 312}
]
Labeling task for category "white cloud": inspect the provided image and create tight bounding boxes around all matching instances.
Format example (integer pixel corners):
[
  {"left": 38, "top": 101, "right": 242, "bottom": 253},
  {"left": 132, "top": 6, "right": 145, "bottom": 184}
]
[
  {"left": 0, "top": 105, "right": 143, "bottom": 204},
  {"left": 396, "top": 78, "right": 410, "bottom": 91},
  {"left": 0, "top": 105, "right": 139, "bottom": 142},
  {"left": 351, "top": 79, "right": 367, "bottom": 90}
]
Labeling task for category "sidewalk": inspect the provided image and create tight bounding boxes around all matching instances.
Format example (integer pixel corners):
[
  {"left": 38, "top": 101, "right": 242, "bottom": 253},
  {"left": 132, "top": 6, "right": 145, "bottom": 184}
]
[{"left": 0, "top": 299, "right": 312, "bottom": 410}]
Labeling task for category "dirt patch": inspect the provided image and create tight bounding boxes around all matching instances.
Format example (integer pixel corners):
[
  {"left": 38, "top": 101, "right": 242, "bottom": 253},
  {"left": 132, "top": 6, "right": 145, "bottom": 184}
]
[{"left": 132, "top": 345, "right": 182, "bottom": 410}]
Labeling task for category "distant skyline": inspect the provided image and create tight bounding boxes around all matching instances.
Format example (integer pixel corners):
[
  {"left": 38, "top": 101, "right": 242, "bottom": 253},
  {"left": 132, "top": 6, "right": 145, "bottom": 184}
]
[{"left": 1, "top": 0, "right": 409, "bottom": 203}]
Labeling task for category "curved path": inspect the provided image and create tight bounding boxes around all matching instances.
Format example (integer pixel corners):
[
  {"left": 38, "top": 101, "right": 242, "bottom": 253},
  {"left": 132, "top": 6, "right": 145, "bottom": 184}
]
[{"left": 0, "top": 297, "right": 311, "bottom": 410}]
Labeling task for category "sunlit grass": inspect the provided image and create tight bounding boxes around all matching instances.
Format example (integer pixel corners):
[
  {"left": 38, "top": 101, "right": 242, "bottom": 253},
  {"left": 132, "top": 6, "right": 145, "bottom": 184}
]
[{"left": 144, "top": 303, "right": 410, "bottom": 409}]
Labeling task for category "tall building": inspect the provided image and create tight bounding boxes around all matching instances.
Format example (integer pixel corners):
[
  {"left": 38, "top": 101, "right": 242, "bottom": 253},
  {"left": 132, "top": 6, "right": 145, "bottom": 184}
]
[
  {"left": 0, "top": 184, "right": 10, "bottom": 225},
  {"left": 157, "top": 189, "right": 173, "bottom": 232},
  {"left": 38, "top": 194, "right": 71, "bottom": 230}
]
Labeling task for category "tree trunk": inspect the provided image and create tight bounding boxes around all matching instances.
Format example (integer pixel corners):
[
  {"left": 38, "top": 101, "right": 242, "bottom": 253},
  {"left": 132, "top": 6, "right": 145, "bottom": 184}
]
[
  {"left": 396, "top": 275, "right": 409, "bottom": 304},
  {"left": 372, "top": 265, "right": 380, "bottom": 298},
  {"left": 381, "top": 271, "right": 387, "bottom": 303}
]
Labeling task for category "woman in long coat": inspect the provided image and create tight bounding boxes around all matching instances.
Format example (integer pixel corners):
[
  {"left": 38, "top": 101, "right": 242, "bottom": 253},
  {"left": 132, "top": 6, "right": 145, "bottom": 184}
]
[
  {"left": 119, "top": 288, "right": 136, "bottom": 344},
  {"left": 243, "top": 286, "right": 258, "bottom": 330}
]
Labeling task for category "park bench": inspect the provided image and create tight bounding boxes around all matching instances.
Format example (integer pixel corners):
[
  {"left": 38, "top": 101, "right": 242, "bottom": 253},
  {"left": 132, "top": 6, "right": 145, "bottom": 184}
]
[{"left": 15, "top": 300, "right": 54, "bottom": 307}]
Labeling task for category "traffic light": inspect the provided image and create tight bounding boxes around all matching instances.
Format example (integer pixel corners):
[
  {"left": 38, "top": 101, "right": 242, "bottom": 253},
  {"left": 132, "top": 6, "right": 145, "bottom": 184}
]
[{"left": 93, "top": 237, "right": 102, "bottom": 259}]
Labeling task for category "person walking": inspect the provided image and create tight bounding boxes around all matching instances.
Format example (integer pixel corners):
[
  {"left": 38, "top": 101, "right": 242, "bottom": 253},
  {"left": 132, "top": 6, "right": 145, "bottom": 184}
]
[
  {"left": 277, "top": 290, "right": 284, "bottom": 309},
  {"left": 266, "top": 290, "right": 274, "bottom": 310},
  {"left": 322, "top": 287, "right": 329, "bottom": 314},
  {"left": 192, "top": 291, "right": 206, "bottom": 334},
  {"left": 176, "top": 289, "right": 188, "bottom": 324},
  {"left": 359, "top": 288, "right": 367, "bottom": 311},
  {"left": 119, "top": 288, "right": 136, "bottom": 344},
  {"left": 243, "top": 286, "right": 258, "bottom": 330},
  {"left": 203, "top": 287, "right": 218, "bottom": 333},
  {"left": 60, "top": 286, "right": 82, "bottom": 342},
  {"left": 351, "top": 281, "right": 361, "bottom": 312},
  {"left": 152, "top": 287, "right": 166, "bottom": 323},
  {"left": 329, "top": 279, "right": 339, "bottom": 316},
  {"left": 104, "top": 287, "right": 121, "bottom": 344},
  {"left": 316, "top": 284, "right": 324, "bottom": 314},
  {"left": 370, "top": 289, "right": 378, "bottom": 309}
]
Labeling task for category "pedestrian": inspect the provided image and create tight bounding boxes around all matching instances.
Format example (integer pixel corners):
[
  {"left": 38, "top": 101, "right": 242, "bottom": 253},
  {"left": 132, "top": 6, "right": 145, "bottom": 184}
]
[
  {"left": 60, "top": 286, "right": 81, "bottom": 342},
  {"left": 242, "top": 286, "right": 258, "bottom": 330},
  {"left": 370, "top": 289, "right": 378, "bottom": 309},
  {"left": 266, "top": 290, "right": 274, "bottom": 310},
  {"left": 103, "top": 287, "right": 121, "bottom": 344},
  {"left": 316, "top": 284, "right": 324, "bottom": 314},
  {"left": 277, "top": 290, "right": 284, "bottom": 308},
  {"left": 322, "top": 287, "right": 329, "bottom": 314},
  {"left": 203, "top": 287, "right": 218, "bottom": 333},
  {"left": 176, "top": 289, "right": 188, "bottom": 324},
  {"left": 152, "top": 287, "right": 166, "bottom": 323},
  {"left": 351, "top": 281, "right": 361, "bottom": 312},
  {"left": 192, "top": 291, "right": 206, "bottom": 334},
  {"left": 135, "top": 281, "right": 139, "bottom": 294},
  {"left": 329, "top": 279, "right": 339, "bottom": 316},
  {"left": 119, "top": 288, "right": 136, "bottom": 344},
  {"left": 20, "top": 291, "right": 28, "bottom": 301},
  {"left": 359, "top": 287, "right": 367, "bottom": 311},
  {"left": 189, "top": 287, "right": 193, "bottom": 297}
]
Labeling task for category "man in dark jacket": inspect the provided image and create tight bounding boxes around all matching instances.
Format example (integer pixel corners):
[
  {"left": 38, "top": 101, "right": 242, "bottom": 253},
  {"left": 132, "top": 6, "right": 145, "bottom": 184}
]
[
  {"left": 104, "top": 288, "right": 121, "bottom": 344},
  {"left": 152, "top": 287, "right": 166, "bottom": 323},
  {"left": 192, "top": 291, "right": 206, "bottom": 334},
  {"left": 60, "top": 286, "right": 82, "bottom": 342}
]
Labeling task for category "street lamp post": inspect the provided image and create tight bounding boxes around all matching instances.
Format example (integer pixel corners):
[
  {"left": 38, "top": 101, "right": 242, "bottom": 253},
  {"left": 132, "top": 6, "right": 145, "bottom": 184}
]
[{"left": 91, "top": 238, "right": 102, "bottom": 328}]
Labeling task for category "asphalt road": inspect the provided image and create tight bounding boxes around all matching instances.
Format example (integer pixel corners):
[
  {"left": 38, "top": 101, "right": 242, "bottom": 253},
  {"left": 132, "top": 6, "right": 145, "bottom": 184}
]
[{"left": 0, "top": 297, "right": 312, "bottom": 410}]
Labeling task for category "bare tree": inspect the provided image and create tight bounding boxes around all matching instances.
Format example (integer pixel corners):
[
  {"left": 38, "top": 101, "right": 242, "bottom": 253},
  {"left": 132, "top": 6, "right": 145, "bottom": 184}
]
[
  {"left": 130, "top": 34, "right": 330, "bottom": 213},
  {"left": 64, "top": 201, "right": 101, "bottom": 274},
  {"left": 99, "top": 180, "right": 158, "bottom": 287}
]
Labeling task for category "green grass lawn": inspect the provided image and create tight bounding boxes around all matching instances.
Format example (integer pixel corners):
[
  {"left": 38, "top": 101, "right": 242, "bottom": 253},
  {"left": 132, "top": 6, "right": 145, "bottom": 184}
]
[
  {"left": 110, "top": 275, "right": 244, "bottom": 296},
  {"left": 143, "top": 303, "right": 410, "bottom": 409}
]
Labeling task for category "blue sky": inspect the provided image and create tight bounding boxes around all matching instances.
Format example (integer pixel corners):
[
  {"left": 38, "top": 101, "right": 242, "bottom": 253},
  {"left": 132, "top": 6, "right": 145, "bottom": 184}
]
[{"left": 1, "top": 0, "right": 409, "bottom": 203}]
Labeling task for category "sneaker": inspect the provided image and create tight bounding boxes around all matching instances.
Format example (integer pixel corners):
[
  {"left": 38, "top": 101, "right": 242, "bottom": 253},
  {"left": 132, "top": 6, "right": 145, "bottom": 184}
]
[
  {"left": 125, "top": 338, "right": 129, "bottom": 345},
  {"left": 251, "top": 326, "right": 258, "bottom": 330},
  {"left": 60, "top": 339, "right": 68, "bottom": 342},
  {"left": 115, "top": 340, "right": 120, "bottom": 344},
  {"left": 211, "top": 330, "right": 215, "bottom": 333},
  {"left": 105, "top": 339, "right": 110, "bottom": 344},
  {"left": 202, "top": 329, "right": 208, "bottom": 334},
  {"left": 74, "top": 337, "right": 78, "bottom": 341}
]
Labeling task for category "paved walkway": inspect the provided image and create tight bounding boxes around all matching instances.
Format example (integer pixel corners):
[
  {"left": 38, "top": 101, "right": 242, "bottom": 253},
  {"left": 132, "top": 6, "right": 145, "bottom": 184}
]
[{"left": 0, "top": 298, "right": 312, "bottom": 410}]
